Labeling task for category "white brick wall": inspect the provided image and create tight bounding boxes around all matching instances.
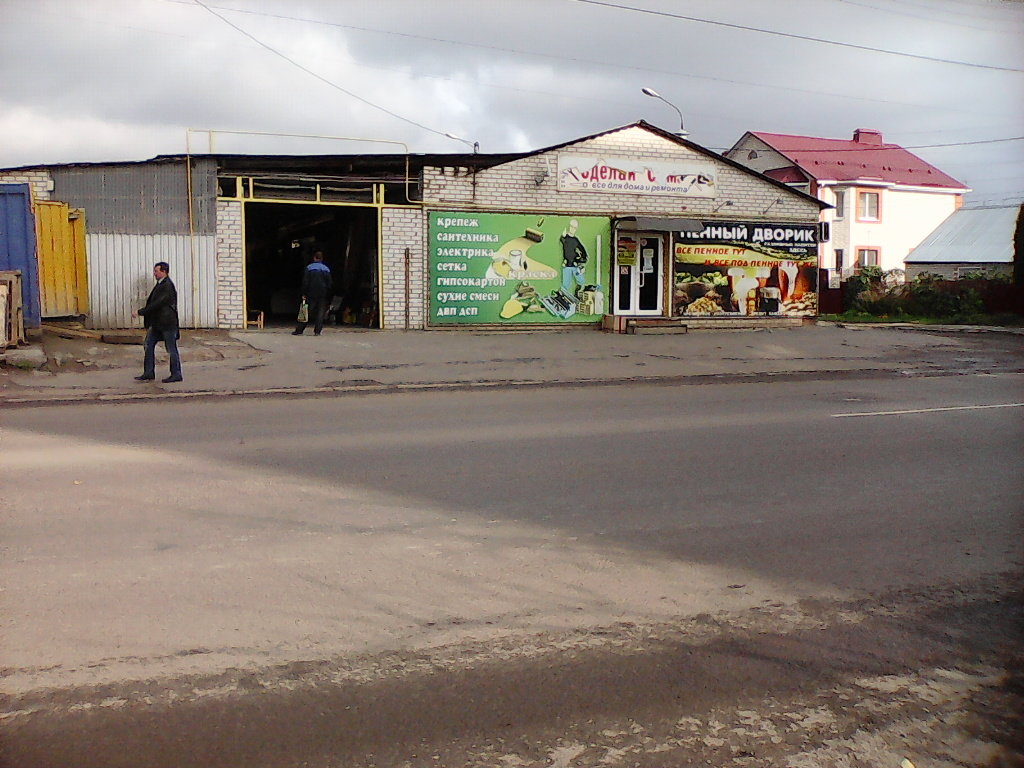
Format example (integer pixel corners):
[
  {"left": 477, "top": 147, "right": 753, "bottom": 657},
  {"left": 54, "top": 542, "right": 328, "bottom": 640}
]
[
  {"left": 421, "top": 126, "right": 819, "bottom": 222},
  {"left": 216, "top": 200, "right": 245, "bottom": 329},
  {"left": 394, "top": 125, "right": 821, "bottom": 328},
  {"left": 381, "top": 207, "right": 426, "bottom": 329},
  {"left": 0, "top": 170, "right": 52, "bottom": 202}
]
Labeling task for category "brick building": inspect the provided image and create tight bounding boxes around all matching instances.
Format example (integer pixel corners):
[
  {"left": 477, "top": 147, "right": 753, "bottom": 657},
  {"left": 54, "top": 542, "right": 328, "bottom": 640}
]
[{"left": 1, "top": 122, "right": 824, "bottom": 331}]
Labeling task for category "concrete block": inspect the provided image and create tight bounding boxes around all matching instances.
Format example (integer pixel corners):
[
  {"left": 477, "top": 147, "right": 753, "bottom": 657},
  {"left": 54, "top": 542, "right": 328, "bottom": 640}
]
[{"left": 2, "top": 345, "right": 48, "bottom": 368}]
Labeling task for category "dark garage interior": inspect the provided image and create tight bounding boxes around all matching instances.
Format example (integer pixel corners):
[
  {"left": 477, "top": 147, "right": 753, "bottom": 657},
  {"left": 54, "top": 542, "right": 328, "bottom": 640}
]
[{"left": 244, "top": 202, "right": 379, "bottom": 327}]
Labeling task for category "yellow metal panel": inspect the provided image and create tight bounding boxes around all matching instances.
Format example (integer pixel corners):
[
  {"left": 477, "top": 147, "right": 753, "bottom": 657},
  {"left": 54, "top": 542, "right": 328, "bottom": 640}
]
[
  {"left": 36, "top": 201, "right": 88, "bottom": 317},
  {"left": 70, "top": 209, "right": 88, "bottom": 314}
]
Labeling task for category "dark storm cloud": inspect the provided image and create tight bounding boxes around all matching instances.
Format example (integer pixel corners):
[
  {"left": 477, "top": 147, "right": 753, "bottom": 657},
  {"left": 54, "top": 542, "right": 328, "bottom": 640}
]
[{"left": 1, "top": 0, "right": 1021, "bottom": 200}]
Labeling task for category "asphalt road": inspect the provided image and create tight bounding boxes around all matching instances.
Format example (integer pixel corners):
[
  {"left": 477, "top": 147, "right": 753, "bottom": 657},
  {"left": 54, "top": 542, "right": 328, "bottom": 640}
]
[{"left": 2, "top": 369, "right": 1022, "bottom": 767}]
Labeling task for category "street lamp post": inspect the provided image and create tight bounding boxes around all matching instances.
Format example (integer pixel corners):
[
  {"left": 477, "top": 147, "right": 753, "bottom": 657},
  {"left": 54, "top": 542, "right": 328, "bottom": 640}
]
[
  {"left": 445, "top": 133, "right": 480, "bottom": 154},
  {"left": 641, "top": 87, "right": 688, "bottom": 138}
]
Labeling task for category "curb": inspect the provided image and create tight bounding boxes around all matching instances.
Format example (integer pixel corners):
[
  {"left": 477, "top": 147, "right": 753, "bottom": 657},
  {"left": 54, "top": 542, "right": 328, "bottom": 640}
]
[
  {"left": 0, "top": 367, "right": 914, "bottom": 408},
  {"left": 827, "top": 322, "right": 1024, "bottom": 336}
]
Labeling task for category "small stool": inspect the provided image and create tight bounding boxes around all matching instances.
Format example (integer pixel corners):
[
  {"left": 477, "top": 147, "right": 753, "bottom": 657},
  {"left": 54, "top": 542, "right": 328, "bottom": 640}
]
[{"left": 247, "top": 310, "right": 264, "bottom": 329}]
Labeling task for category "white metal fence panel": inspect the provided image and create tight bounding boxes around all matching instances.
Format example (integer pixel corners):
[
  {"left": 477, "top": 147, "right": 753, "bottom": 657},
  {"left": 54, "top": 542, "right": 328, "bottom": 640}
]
[{"left": 85, "top": 234, "right": 217, "bottom": 328}]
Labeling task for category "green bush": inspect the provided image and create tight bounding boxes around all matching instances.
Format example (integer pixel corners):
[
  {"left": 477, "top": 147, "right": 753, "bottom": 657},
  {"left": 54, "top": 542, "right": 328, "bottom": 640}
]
[
  {"left": 840, "top": 270, "right": 1011, "bottom": 321},
  {"left": 904, "top": 274, "right": 984, "bottom": 318},
  {"left": 847, "top": 267, "right": 908, "bottom": 317}
]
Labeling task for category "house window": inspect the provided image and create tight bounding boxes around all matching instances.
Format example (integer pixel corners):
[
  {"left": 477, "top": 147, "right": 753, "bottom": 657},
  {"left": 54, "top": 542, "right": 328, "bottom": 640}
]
[
  {"left": 858, "top": 191, "right": 880, "bottom": 221},
  {"left": 834, "top": 190, "right": 846, "bottom": 218},
  {"left": 857, "top": 248, "right": 879, "bottom": 268},
  {"left": 835, "top": 248, "right": 844, "bottom": 272}
]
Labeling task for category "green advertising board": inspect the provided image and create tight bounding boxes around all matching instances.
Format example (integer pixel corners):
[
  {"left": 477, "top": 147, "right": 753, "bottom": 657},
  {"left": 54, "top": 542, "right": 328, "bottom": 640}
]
[{"left": 428, "top": 211, "right": 611, "bottom": 325}]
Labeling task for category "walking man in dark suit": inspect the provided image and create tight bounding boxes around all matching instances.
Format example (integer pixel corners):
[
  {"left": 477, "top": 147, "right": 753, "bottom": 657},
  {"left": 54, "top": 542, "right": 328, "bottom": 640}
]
[{"left": 134, "top": 261, "right": 183, "bottom": 383}]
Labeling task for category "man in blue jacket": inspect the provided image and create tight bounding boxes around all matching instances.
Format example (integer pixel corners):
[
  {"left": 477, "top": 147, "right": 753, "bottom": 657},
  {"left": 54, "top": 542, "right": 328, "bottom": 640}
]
[
  {"left": 293, "top": 251, "right": 333, "bottom": 336},
  {"left": 135, "top": 261, "right": 182, "bottom": 383}
]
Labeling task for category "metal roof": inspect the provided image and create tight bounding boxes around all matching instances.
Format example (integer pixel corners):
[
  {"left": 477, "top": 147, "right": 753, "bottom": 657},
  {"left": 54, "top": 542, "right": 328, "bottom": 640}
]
[
  {"left": 905, "top": 204, "right": 1020, "bottom": 264},
  {"left": 1, "top": 121, "right": 828, "bottom": 209},
  {"left": 741, "top": 130, "right": 967, "bottom": 190}
]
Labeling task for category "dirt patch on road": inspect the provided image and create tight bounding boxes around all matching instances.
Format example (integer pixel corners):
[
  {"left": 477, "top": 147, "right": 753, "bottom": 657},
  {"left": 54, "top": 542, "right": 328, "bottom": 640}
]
[{"left": 3, "top": 576, "right": 1020, "bottom": 768}]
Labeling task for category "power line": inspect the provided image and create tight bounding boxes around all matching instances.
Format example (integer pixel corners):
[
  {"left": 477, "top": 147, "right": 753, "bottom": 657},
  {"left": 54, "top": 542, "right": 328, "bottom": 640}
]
[
  {"left": 573, "top": 0, "right": 1024, "bottom": 73},
  {"left": 162, "top": 0, "right": 985, "bottom": 113},
  {"left": 909, "top": 136, "right": 1024, "bottom": 149},
  {"left": 190, "top": 0, "right": 453, "bottom": 140},
  {"left": 833, "top": 0, "right": 1017, "bottom": 34},
  {"left": 882, "top": 0, "right": 1023, "bottom": 22},
  {"left": 750, "top": 136, "right": 1024, "bottom": 152}
]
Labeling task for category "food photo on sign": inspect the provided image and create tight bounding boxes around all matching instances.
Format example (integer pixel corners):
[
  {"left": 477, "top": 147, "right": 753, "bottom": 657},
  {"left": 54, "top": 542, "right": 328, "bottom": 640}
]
[
  {"left": 429, "top": 212, "right": 611, "bottom": 325},
  {"left": 672, "top": 222, "right": 818, "bottom": 317}
]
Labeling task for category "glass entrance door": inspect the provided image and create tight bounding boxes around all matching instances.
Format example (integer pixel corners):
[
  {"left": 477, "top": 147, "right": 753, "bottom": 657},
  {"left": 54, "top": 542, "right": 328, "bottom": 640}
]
[{"left": 615, "top": 233, "right": 663, "bottom": 315}]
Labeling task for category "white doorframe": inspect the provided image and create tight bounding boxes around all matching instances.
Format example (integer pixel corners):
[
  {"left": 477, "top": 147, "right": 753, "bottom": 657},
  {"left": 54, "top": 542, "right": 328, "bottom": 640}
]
[{"left": 614, "top": 231, "right": 664, "bottom": 315}]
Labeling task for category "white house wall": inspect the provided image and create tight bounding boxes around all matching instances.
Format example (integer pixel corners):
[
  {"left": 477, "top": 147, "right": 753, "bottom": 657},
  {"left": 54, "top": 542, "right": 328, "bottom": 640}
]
[
  {"left": 724, "top": 135, "right": 792, "bottom": 178},
  {"left": 850, "top": 188, "right": 959, "bottom": 274},
  {"left": 85, "top": 234, "right": 217, "bottom": 329}
]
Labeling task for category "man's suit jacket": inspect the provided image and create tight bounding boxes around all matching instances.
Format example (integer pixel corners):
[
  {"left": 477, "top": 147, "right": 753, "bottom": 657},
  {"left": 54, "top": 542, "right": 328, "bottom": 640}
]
[{"left": 139, "top": 277, "right": 179, "bottom": 332}]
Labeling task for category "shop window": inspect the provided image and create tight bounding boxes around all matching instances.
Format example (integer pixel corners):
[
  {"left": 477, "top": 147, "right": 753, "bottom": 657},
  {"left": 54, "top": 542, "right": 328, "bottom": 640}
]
[{"left": 858, "top": 191, "right": 880, "bottom": 221}]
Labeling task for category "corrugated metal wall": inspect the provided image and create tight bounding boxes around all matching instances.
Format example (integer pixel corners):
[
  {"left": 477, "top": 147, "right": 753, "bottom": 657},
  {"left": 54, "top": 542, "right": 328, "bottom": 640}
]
[
  {"left": 85, "top": 234, "right": 216, "bottom": 328},
  {"left": 45, "top": 158, "right": 219, "bottom": 328},
  {"left": 50, "top": 159, "right": 217, "bottom": 235},
  {"left": 36, "top": 201, "right": 89, "bottom": 317}
]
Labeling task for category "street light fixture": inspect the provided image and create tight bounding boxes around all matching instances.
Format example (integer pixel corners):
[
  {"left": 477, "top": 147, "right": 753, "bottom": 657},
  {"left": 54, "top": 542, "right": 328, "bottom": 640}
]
[
  {"left": 641, "top": 87, "right": 688, "bottom": 138},
  {"left": 445, "top": 132, "right": 480, "bottom": 154}
]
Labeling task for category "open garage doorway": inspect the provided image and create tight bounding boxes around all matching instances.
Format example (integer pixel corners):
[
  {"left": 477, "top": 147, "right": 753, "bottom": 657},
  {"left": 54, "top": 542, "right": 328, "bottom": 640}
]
[{"left": 245, "top": 202, "right": 379, "bottom": 328}]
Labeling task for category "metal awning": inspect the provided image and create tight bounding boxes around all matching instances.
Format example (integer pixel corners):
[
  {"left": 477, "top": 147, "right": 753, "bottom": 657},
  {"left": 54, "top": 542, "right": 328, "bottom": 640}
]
[{"left": 615, "top": 216, "right": 704, "bottom": 232}]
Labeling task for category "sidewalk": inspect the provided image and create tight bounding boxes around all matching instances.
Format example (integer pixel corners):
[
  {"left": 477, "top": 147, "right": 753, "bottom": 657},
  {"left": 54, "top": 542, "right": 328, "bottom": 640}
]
[{"left": 1, "top": 323, "right": 1021, "bottom": 406}]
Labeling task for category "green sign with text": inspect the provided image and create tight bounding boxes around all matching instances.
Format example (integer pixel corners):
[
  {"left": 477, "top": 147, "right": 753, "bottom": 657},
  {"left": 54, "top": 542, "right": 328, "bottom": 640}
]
[{"left": 428, "top": 212, "right": 610, "bottom": 325}]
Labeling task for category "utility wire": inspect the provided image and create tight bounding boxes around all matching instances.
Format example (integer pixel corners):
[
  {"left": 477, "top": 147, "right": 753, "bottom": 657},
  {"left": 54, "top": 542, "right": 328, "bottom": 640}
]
[
  {"left": 758, "top": 136, "right": 1024, "bottom": 152},
  {"left": 190, "top": 0, "right": 453, "bottom": 140},
  {"left": 573, "top": 0, "right": 1024, "bottom": 73},
  {"left": 164, "top": 0, "right": 986, "bottom": 113},
  {"left": 833, "top": 0, "right": 1016, "bottom": 34},
  {"left": 189, "top": 0, "right": 1024, "bottom": 153}
]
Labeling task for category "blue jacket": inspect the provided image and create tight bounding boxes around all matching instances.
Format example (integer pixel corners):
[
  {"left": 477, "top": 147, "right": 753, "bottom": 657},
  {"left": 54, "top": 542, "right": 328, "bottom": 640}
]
[{"left": 301, "top": 261, "right": 333, "bottom": 299}]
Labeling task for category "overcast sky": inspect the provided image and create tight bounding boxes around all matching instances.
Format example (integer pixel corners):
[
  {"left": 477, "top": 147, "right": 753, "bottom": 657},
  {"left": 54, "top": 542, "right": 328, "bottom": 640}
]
[{"left": 2, "top": 0, "right": 1022, "bottom": 204}]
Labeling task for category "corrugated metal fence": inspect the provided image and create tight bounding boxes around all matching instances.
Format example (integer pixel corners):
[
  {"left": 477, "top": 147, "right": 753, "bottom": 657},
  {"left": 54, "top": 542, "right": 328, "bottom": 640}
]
[{"left": 86, "top": 234, "right": 217, "bottom": 328}]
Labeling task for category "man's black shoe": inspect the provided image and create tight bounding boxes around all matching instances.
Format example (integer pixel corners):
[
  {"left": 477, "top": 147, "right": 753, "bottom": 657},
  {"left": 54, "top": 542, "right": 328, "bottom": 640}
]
[
  {"left": 134, "top": 375, "right": 155, "bottom": 381},
  {"left": 291, "top": 330, "right": 303, "bottom": 335},
  {"left": 161, "top": 376, "right": 183, "bottom": 383}
]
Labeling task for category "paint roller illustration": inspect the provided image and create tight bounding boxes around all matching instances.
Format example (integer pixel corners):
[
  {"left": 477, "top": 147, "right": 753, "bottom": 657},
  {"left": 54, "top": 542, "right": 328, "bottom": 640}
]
[{"left": 486, "top": 220, "right": 558, "bottom": 281}]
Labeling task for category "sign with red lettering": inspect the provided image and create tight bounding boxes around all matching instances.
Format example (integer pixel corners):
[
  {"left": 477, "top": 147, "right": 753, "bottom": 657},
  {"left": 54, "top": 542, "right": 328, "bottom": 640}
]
[{"left": 557, "top": 154, "right": 717, "bottom": 198}]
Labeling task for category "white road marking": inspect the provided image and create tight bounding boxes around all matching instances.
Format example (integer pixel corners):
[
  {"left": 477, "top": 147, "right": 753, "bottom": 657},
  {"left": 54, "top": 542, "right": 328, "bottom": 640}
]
[{"left": 832, "top": 403, "right": 1024, "bottom": 418}]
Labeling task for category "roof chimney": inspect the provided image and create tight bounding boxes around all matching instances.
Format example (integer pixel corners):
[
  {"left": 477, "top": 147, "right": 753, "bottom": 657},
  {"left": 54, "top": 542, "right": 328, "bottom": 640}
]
[{"left": 853, "top": 128, "right": 883, "bottom": 145}]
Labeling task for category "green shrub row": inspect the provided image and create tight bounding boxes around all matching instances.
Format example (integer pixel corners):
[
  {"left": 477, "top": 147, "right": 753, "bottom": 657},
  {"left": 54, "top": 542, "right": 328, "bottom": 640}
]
[{"left": 844, "top": 268, "right": 991, "bottom": 320}]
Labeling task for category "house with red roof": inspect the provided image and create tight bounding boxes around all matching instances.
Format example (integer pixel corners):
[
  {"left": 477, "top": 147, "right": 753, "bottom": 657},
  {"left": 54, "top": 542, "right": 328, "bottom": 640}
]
[{"left": 725, "top": 129, "right": 969, "bottom": 279}]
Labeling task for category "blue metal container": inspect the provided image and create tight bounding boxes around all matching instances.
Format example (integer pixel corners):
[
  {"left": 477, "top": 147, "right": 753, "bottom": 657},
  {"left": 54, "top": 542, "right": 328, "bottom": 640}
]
[{"left": 0, "top": 184, "right": 40, "bottom": 328}]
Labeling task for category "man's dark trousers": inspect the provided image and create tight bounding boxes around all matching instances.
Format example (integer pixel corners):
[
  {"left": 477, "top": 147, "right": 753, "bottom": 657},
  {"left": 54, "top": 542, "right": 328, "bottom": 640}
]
[
  {"left": 143, "top": 327, "right": 182, "bottom": 379},
  {"left": 294, "top": 297, "right": 327, "bottom": 335}
]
